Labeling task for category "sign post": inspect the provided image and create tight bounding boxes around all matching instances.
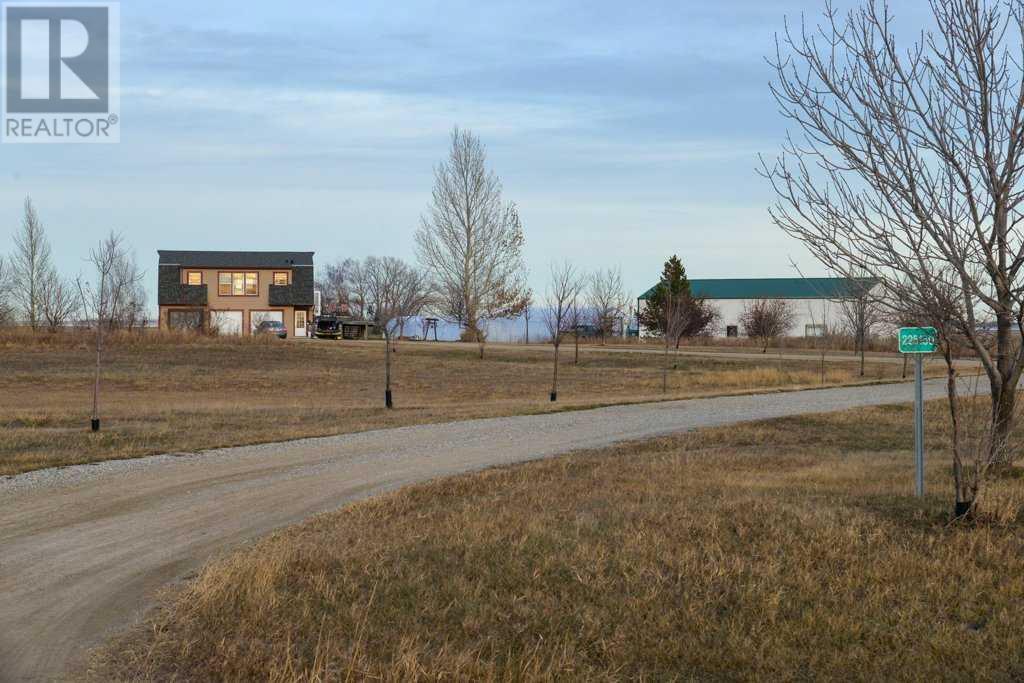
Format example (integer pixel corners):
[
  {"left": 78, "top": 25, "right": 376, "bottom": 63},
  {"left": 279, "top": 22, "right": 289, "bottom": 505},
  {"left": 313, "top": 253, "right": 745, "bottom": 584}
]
[{"left": 898, "top": 327, "right": 938, "bottom": 497}]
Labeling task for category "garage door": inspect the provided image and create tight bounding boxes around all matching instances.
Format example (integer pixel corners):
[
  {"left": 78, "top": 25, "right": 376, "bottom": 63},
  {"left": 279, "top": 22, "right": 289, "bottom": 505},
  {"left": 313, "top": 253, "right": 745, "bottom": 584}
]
[
  {"left": 210, "top": 310, "right": 243, "bottom": 336},
  {"left": 167, "top": 309, "right": 203, "bottom": 331},
  {"left": 250, "top": 310, "right": 284, "bottom": 334}
]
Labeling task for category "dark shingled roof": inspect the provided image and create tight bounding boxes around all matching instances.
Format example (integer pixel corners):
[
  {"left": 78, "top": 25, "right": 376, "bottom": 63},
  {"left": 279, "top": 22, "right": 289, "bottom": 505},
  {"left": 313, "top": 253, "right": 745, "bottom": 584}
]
[
  {"left": 158, "top": 250, "right": 314, "bottom": 268},
  {"left": 639, "top": 277, "right": 879, "bottom": 301}
]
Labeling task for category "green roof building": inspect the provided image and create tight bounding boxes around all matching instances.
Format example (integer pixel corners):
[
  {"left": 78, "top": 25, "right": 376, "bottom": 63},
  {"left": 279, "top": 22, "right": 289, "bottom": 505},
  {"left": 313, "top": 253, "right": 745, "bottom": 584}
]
[
  {"left": 637, "top": 277, "right": 880, "bottom": 339},
  {"left": 638, "top": 277, "right": 878, "bottom": 301}
]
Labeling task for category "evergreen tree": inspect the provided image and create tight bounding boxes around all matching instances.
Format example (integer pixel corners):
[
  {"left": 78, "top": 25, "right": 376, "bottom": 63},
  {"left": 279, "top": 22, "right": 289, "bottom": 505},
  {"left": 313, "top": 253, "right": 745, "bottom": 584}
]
[{"left": 639, "top": 255, "right": 716, "bottom": 339}]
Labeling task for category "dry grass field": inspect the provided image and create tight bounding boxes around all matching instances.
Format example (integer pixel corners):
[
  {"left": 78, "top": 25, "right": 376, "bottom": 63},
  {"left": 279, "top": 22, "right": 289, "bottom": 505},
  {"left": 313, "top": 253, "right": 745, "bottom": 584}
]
[
  {"left": 90, "top": 401, "right": 1024, "bottom": 681},
  {"left": 1, "top": 330, "right": 916, "bottom": 475}
]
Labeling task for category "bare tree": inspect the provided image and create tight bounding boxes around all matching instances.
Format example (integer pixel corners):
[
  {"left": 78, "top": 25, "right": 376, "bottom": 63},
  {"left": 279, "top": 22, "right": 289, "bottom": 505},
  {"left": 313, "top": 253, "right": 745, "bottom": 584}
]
[
  {"left": 544, "top": 261, "right": 584, "bottom": 402},
  {"left": 0, "top": 256, "right": 13, "bottom": 326},
  {"left": 107, "top": 251, "right": 147, "bottom": 330},
  {"left": 803, "top": 299, "right": 834, "bottom": 384},
  {"left": 360, "top": 256, "right": 434, "bottom": 408},
  {"left": 77, "top": 231, "right": 129, "bottom": 432},
  {"left": 836, "top": 279, "right": 883, "bottom": 377},
  {"left": 739, "top": 299, "right": 796, "bottom": 353},
  {"left": 568, "top": 295, "right": 586, "bottom": 365},
  {"left": 794, "top": 263, "right": 883, "bottom": 377},
  {"left": 522, "top": 290, "right": 533, "bottom": 344},
  {"left": 587, "top": 266, "right": 629, "bottom": 345},
  {"left": 416, "top": 127, "right": 530, "bottom": 359},
  {"left": 660, "top": 288, "right": 720, "bottom": 393},
  {"left": 762, "top": 0, "right": 1024, "bottom": 480},
  {"left": 317, "top": 258, "right": 357, "bottom": 315},
  {"left": 347, "top": 259, "right": 371, "bottom": 319},
  {"left": 11, "top": 197, "right": 54, "bottom": 329},
  {"left": 40, "top": 270, "right": 79, "bottom": 331}
]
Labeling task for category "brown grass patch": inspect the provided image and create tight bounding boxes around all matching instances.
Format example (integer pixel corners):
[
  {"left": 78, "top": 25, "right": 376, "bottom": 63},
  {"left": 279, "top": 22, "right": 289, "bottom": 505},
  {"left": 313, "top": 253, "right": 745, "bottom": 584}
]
[
  {"left": 90, "top": 402, "right": 1024, "bottom": 681},
  {"left": 1, "top": 330, "right": 916, "bottom": 475}
]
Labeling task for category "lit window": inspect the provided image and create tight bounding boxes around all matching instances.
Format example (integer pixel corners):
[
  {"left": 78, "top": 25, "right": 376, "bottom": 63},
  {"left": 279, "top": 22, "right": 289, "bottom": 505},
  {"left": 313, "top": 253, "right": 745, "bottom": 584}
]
[
  {"left": 273, "top": 271, "right": 289, "bottom": 286},
  {"left": 186, "top": 271, "right": 202, "bottom": 286},
  {"left": 218, "top": 272, "right": 259, "bottom": 296}
]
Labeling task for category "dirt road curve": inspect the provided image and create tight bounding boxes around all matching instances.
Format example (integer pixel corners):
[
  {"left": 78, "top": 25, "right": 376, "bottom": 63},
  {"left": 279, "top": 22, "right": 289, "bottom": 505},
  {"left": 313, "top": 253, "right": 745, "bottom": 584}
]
[{"left": 0, "top": 380, "right": 951, "bottom": 681}]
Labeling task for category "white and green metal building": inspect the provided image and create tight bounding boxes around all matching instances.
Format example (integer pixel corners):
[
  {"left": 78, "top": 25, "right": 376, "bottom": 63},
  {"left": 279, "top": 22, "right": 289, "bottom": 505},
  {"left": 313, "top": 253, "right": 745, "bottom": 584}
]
[{"left": 637, "top": 277, "right": 880, "bottom": 339}]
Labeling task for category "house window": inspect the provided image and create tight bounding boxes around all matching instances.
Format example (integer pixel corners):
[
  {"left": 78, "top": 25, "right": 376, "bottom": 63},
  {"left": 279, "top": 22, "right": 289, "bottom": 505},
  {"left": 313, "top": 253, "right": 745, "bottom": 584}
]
[
  {"left": 272, "top": 271, "right": 289, "bottom": 286},
  {"left": 805, "top": 324, "right": 826, "bottom": 337},
  {"left": 218, "top": 272, "right": 258, "bottom": 296},
  {"left": 726, "top": 325, "right": 738, "bottom": 338},
  {"left": 186, "top": 271, "right": 202, "bottom": 286}
]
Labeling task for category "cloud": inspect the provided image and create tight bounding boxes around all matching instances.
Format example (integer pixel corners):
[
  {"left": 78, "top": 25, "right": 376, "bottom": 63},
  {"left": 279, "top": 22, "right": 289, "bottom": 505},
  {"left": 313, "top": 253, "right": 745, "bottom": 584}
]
[{"left": 8, "top": 0, "right": 853, "bottom": 311}]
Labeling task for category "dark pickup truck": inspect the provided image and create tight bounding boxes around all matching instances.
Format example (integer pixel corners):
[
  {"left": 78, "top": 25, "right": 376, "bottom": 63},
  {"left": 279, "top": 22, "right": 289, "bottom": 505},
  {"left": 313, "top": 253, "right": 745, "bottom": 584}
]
[
  {"left": 314, "top": 315, "right": 372, "bottom": 340},
  {"left": 314, "top": 315, "right": 344, "bottom": 339}
]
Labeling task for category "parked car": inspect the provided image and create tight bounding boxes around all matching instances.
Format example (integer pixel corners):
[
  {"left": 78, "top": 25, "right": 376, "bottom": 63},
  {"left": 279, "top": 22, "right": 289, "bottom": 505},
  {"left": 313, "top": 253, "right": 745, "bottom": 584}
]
[{"left": 255, "top": 319, "right": 287, "bottom": 339}]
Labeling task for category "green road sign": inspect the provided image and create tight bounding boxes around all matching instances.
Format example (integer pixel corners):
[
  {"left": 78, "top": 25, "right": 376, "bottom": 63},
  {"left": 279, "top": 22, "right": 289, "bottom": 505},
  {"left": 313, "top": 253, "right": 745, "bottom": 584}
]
[{"left": 899, "top": 327, "right": 937, "bottom": 354}]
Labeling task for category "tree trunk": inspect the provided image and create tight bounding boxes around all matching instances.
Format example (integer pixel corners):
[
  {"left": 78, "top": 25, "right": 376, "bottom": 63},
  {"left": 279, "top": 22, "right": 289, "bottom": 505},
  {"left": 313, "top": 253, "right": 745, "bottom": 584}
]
[
  {"left": 943, "top": 342, "right": 974, "bottom": 518},
  {"left": 550, "top": 341, "right": 559, "bottom": 401},
  {"left": 574, "top": 332, "right": 579, "bottom": 365},
  {"left": 91, "top": 322, "right": 102, "bottom": 431},
  {"left": 476, "top": 328, "right": 485, "bottom": 360},
  {"left": 990, "top": 299, "right": 1016, "bottom": 464},
  {"left": 91, "top": 273, "right": 105, "bottom": 432},
  {"left": 662, "top": 340, "right": 669, "bottom": 393},
  {"left": 990, "top": 382, "right": 1016, "bottom": 465},
  {"left": 384, "top": 333, "right": 393, "bottom": 409},
  {"left": 859, "top": 328, "right": 866, "bottom": 377}
]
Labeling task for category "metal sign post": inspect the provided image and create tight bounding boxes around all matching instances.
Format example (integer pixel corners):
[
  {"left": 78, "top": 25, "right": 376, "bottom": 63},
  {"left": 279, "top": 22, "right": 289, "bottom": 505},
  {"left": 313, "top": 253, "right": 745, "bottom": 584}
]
[
  {"left": 898, "top": 327, "right": 937, "bottom": 497},
  {"left": 914, "top": 354, "right": 924, "bottom": 497}
]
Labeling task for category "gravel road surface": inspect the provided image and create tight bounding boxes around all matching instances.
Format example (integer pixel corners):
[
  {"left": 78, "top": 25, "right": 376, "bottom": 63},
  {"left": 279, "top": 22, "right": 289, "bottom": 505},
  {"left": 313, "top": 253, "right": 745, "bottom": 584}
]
[{"left": 0, "top": 379, "right": 951, "bottom": 681}]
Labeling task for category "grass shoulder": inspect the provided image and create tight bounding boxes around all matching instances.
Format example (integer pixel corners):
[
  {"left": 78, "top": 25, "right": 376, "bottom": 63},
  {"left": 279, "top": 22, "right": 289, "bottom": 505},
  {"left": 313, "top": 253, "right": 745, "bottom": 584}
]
[
  {"left": 2, "top": 330, "right": 922, "bottom": 475},
  {"left": 90, "top": 401, "right": 1024, "bottom": 681}
]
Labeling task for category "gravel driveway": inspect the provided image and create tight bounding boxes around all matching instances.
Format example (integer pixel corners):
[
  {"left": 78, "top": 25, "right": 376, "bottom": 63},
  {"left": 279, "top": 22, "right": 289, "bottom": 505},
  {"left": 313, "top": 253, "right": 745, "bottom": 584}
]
[{"left": 0, "top": 379, "right": 951, "bottom": 681}]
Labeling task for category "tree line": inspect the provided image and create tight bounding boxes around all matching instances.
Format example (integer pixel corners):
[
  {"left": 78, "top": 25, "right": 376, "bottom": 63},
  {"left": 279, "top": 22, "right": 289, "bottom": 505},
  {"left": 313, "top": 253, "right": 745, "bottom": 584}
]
[
  {"left": 0, "top": 198, "right": 145, "bottom": 432},
  {"left": 0, "top": 197, "right": 146, "bottom": 331}
]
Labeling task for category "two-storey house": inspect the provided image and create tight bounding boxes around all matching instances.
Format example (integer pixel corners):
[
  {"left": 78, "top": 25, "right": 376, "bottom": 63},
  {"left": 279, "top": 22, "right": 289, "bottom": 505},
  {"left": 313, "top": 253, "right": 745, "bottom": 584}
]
[{"left": 158, "top": 250, "right": 315, "bottom": 337}]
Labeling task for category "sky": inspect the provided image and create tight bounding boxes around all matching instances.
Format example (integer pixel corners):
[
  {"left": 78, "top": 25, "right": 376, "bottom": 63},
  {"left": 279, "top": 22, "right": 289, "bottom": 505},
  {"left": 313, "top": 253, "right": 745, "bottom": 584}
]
[{"left": 0, "top": 0, "right": 933, "bottom": 312}]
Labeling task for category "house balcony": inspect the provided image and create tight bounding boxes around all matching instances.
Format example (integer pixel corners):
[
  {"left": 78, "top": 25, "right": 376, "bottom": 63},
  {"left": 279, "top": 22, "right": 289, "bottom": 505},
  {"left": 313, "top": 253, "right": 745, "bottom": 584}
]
[
  {"left": 269, "top": 284, "right": 312, "bottom": 307},
  {"left": 160, "top": 283, "right": 207, "bottom": 307}
]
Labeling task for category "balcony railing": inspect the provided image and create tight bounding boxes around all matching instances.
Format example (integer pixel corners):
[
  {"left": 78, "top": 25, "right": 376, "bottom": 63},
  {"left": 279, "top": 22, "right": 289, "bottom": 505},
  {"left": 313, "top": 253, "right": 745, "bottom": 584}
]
[
  {"left": 162, "top": 283, "right": 207, "bottom": 306},
  {"left": 269, "top": 284, "right": 312, "bottom": 307}
]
